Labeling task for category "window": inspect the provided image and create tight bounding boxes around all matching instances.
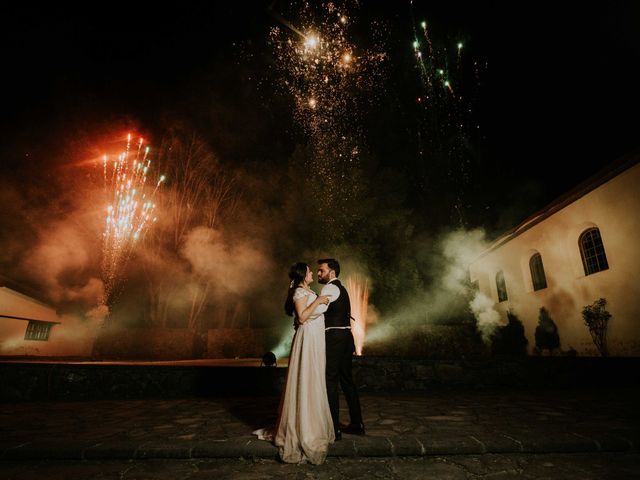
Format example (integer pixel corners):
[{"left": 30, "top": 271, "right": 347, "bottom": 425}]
[
  {"left": 24, "top": 321, "right": 53, "bottom": 341},
  {"left": 579, "top": 228, "right": 609, "bottom": 275},
  {"left": 529, "top": 253, "right": 548, "bottom": 291},
  {"left": 496, "top": 270, "right": 508, "bottom": 302}
]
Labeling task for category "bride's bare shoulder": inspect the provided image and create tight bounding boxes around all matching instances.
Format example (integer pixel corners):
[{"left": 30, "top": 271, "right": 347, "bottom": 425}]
[{"left": 293, "top": 287, "right": 309, "bottom": 298}]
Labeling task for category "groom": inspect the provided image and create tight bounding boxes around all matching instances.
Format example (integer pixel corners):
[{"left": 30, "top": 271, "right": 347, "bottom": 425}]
[{"left": 317, "top": 258, "right": 365, "bottom": 440}]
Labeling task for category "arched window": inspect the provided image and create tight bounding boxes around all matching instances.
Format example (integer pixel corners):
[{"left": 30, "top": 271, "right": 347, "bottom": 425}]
[
  {"left": 579, "top": 228, "right": 609, "bottom": 276},
  {"left": 529, "top": 253, "right": 547, "bottom": 291},
  {"left": 496, "top": 270, "right": 508, "bottom": 302}
]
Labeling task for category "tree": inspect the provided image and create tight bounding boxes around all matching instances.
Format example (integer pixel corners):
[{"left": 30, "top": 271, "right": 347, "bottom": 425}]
[
  {"left": 491, "top": 311, "right": 528, "bottom": 356},
  {"left": 582, "top": 298, "right": 611, "bottom": 357},
  {"left": 143, "top": 128, "right": 237, "bottom": 331},
  {"left": 535, "top": 307, "right": 560, "bottom": 355}
]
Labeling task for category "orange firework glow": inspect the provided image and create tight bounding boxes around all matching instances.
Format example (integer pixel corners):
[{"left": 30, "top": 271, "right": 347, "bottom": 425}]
[{"left": 346, "top": 274, "right": 369, "bottom": 355}]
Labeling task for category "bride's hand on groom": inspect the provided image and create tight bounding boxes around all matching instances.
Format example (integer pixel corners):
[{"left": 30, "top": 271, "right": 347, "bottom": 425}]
[{"left": 317, "top": 295, "right": 330, "bottom": 305}]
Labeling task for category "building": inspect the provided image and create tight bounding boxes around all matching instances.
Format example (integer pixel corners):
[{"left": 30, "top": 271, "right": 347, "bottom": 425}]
[
  {"left": 0, "top": 286, "right": 94, "bottom": 357},
  {"left": 468, "top": 152, "right": 640, "bottom": 356}
]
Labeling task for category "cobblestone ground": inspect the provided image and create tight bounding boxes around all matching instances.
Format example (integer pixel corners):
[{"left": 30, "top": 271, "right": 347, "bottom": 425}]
[
  {"left": 1, "top": 388, "right": 638, "bottom": 446},
  {"left": 1, "top": 387, "right": 638, "bottom": 480},
  {"left": 1, "top": 453, "right": 639, "bottom": 480}
]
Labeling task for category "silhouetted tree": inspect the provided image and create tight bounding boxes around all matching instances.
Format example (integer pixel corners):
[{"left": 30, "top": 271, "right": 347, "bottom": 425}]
[
  {"left": 582, "top": 298, "right": 611, "bottom": 357},
  {"left": 535, "top": 307, "right": 560, "bottom": 355},
  {"left": 143, "top": 128, "right": 237, "bottom": 330},
  {"left": 491, "top": 311, "right": 528, "bottom": 356}
]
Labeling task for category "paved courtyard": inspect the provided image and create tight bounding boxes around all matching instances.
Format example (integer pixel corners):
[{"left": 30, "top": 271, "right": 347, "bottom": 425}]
[{"left": 1, "top": 387, "right": 638, "bottom": 466}]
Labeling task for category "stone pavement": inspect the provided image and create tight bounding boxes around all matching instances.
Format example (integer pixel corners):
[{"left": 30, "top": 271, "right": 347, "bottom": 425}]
[
  {"left": 2, "top": 454, "right": 640, "bottom": 479},
  {"left": 1, "top": 386, "right": 638, "bottom": 462}
]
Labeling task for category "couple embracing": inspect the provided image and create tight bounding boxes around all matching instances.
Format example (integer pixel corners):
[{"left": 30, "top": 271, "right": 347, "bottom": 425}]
[{"left": 255, "top": 258, "right": 364, "bottom": 464}]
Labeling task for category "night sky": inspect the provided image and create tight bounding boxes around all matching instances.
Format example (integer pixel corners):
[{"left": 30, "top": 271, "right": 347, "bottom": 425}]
[
  {"left": 0, "top": 0, "right": 638, "bottom": 326},
  {"left": 1, "top": 1, "right": 639, "bottom": 231}
]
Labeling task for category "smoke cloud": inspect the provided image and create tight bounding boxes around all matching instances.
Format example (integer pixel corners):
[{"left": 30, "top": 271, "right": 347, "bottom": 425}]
[
  {"left": 364, "top": 227, "right": 500, "bottom": 352},
  {"left": 180, "top": 226, "right": 271, "bottom": 299},
  {"left": 22, "top": 221, "right": 104, "bottom": 306},
  {"left": 469, "top": 291, "right": 504, "bottom": 343}
]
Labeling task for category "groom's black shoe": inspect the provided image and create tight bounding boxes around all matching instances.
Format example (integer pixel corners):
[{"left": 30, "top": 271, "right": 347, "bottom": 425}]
[
  {"left": 341, "top": 423, "right": 365, "bottom": 436},
  {"left": 334, "top": 429, "right": 342, "bottom": 441}
]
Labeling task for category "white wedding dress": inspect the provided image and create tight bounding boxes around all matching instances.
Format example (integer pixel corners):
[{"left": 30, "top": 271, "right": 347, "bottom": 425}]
[{"left": 254, "top": 287, "right": 335, "bottom": 464}]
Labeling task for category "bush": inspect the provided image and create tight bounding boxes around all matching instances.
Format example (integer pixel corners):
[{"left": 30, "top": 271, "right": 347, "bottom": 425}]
[
  {"left": 491, "top": 311, "right": 528, "bottom": 356},
  {"left": 582, "top": 298, "right": 611, "bottom": 357},
  {"left": 364, "top": 323, "right": 486, "bottom": 359},
  {"left": 535, "top": 307, "right": 560, "bottom": 354}
]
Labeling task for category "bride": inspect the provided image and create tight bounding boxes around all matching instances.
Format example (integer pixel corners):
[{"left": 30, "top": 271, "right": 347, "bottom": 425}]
[{"left": 254, "top": 262, "right": 335, "bottom": 464}]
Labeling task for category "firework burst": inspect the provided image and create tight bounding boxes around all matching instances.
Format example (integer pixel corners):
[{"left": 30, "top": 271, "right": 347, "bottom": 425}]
[
  {"left": 102, "top": 134, "right": 165, "bottom": 304},
  {"left": 410, "top": 11, "right": 485, "bottom": 227},
  {"left": 269, "top": 1, "right": 386, "bottom": 229}
]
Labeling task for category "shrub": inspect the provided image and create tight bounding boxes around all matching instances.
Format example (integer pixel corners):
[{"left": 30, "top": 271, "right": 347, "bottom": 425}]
[
  {"left": 535, "top": 307, "right": 560, "bottom": 354},
  {"left": 582, "top": 298, "right": 611, "bottom": 357},
  {"left": 491, "top": 311, "right": 528, "bottom": 356}
]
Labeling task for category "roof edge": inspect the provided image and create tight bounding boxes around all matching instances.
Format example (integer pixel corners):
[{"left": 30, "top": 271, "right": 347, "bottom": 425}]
[{"left": 472, "top": 149, "right": 640, "bottom": 263}]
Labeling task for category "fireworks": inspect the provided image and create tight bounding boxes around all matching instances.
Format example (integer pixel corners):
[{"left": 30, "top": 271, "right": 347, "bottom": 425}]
[
  {"left": 346, "top": 274, "right": 369, "bottom": 356},
  {"left": 410, "top": 9, "right": 484, "bottom": 227},
  {"left": 102, "top": 134, "right": 165, "bottom": 303},
  {"left": 268, "top": 1, "right": 386, "bottom": 232},
  {"left": 269, "top": 2, "right": 385, "bottom": 141}
]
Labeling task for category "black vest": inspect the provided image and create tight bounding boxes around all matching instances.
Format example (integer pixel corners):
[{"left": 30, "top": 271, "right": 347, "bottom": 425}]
[{"left": 324, "top": 280, "right": 351, "bottom": 328}]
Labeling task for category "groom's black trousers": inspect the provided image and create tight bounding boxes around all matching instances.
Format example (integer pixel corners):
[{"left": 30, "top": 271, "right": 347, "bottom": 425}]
[{"left": 325, "top": 329, "right": 363, "bottom": 431}]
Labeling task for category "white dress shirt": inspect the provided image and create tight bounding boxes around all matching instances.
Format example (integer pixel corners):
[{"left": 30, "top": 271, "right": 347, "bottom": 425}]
[{"left": 321, "top": 279, "right": 350, "bottom": 331}]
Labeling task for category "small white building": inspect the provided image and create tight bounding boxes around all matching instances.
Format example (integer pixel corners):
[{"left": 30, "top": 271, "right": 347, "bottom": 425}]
[
  {"left": 0, "top": 286, "right": 93, "bottom": 357},
  {"left": 468, "top": 153, "right": 640, "bottom": 356}
]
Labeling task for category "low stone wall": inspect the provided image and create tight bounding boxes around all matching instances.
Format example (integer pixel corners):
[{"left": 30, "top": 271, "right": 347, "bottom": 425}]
[
  {"left": 353, "top": 355, "right": 640, "bottom": 391},
  {"left": 93, "top": 327, "right": 197, "bottom": 360},
  {"left": 207, "top": 328, "right": 278, "bottom": 358},
  {"left": 363, "top": 323, "right": 486, "bottom": 359},
  {"left": 1, "top": 356, "right": 639, "bottom": 401},
  {"left": 0, "top": 363, "right": 285, "bottom": 401}
]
